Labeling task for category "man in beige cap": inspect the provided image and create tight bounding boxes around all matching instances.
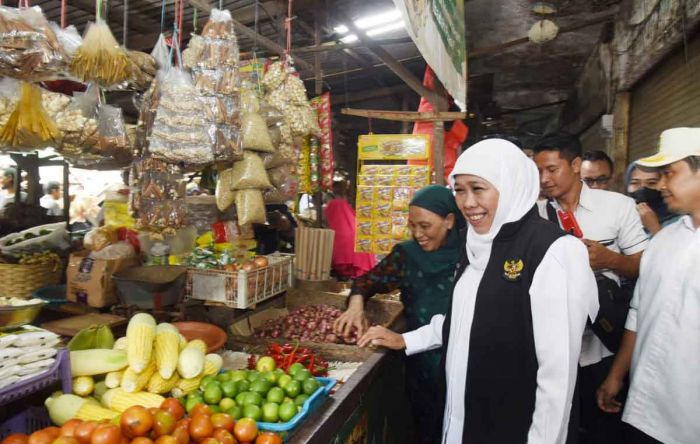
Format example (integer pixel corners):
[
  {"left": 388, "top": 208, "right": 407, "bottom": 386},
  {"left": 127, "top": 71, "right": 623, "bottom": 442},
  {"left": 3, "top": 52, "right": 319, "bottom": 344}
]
[{"left": 596, "top": 127, "right": 700, "bottom": 444}]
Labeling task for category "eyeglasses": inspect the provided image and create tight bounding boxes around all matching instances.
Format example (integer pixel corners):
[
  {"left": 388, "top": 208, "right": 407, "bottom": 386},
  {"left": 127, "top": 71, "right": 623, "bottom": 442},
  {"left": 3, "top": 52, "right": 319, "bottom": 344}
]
[{"left": 583, "top": 176, "right": 611, "bottom": 186}]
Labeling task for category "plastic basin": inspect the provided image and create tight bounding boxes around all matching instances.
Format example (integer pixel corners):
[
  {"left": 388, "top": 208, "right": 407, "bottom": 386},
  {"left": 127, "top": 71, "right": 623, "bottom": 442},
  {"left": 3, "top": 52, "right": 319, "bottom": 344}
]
[
  {"left": 173, "top": 321, "right": 227, "bottom": 353},
  {"left": 33, "top": 285, "right": 67, "bottom": 309}
]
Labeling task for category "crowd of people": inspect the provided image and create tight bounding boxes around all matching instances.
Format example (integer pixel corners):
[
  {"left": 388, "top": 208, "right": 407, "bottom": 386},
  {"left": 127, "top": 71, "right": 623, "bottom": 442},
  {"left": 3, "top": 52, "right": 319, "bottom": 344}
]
[{"left": 333, "top": 126, "right": 700, "bottom": 444}]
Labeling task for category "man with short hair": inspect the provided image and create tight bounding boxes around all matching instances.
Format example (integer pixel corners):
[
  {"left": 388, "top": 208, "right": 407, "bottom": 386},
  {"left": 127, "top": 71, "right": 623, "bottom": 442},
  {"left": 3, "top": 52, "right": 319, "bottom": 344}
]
[
  {"left": 597, "top": 127, "right": 700, "bottom": 444},
  {"left": 40, "top": 181, "right": 62, "bottom": 216},
  {"left": 581, "top": 150, "right": 614, "bottom": 190},
  {"left": 533, "top": 132, "right": 648, "bottom": 444}
]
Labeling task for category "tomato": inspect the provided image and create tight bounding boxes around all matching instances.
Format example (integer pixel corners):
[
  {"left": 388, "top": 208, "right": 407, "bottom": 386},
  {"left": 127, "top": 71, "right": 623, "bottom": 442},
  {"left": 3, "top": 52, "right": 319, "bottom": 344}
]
[
  {"left": 120, "top": 406, "right": 154, "bottom": 438},
  {"left": 188, "top": 414, "right": 214, "bottom": 441},
  {"left": 152, "top": 410, "right": 176, "bottom": 437},
  {"left": 130, "top": 438, "right": 154, "bottom": 444},
  {"left": 27, "top": 430, "right": 55, "bottom": 444},
  {"left": 190, "top": 404, "right": 214, "bottom": 417},
  {"left": 233, "top": 418, "right": 257, "bottom": 443},
  {"left": 89, "top": 425, "right": 122, "bottom": 444},
  {"left": 254, "top": 433, "right": 282, "bottom": 444},
  {"left": 60, "top": 420, "right": 83, "bottom": 438},
  {"left": 154, "top": 436, "right": 177, "bottom": 444},
  {"left": 74, "top": 422, "right": 99, "bottom": 444},
  {"left": 212, "top": 429, "right": 235, "bottom": 444},
  {"left": 209, "top": 414, "right": 234, "bottom": 433},
  {"left": 53, "top": 438, "right": 79, "bottom": 444},
  {"left": 198, "top": 438, "right": 221, "bottom": 444},
  {"left": 1, "top": 433, "right": 28, "bottom": 444},
  {"left": 160, "top": 399, "right": 185, "bottom": 421},
  {"left": 171, "top": 426, "right": 189, "bottom": 444}
]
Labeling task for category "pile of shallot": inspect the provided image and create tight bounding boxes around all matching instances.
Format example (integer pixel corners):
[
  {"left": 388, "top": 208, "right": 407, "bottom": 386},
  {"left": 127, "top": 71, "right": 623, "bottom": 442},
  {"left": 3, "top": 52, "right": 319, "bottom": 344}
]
[{"left": 254, "top": 304, "right": 360, "bottom": 344}]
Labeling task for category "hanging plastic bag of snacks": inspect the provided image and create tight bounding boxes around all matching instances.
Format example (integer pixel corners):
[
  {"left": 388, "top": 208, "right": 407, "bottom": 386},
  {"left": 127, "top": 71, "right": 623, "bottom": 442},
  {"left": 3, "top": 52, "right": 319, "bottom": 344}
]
[
  {"left": 230, "top": 151, "right": 272, "bottom": 190},
  {"left": 215, "top": 168, "right": 237, "bottom": 211},
  {"left": 49, "top": 23, "right": 82, "bottom": 59},
  {"left": 54, "top": 89, "right": 99, "bottom": 157},
  {"left": 134, "top": 158, "right": 188, "bottom": 229},
  {"left": 182, "top": 34, "right": 204, "bottom": 69},
  {"left": 0, "top": 82, "right": 60, "bottom": 150},
  {"left": 96, "top": 104, "right": 130, "bottom": 156},
  {"left": 151, "top": 34, "right": 170, "bottom": 69},
  {"left": 0, "top": 6, "right": 68, "bottom": 81},
  {"left": 235, "top": 189, "right": 265, "bottom": 226},
  {"left": 261, "top": 151, "right": 293, "bottom": 169},
  {"left": 148, "top": 68, "right": 214, "bottom": 166},
  {"left": 285, "top": 74, "right": 308, "bottom": 106},
  {"left": 70, "top": 19, "right": 131, "bottom": 87},
  {"left": 311, "top": 92, "right": 334, "bottom": 191},
  {"left": 240, "top": 112, "right": 275, "bottom": 152},
  {"left": 240, "top": 80, "right": 260, "bottom": 113},
  {"left": 262, "top": 61, "right": 286, "bottom": 91}
]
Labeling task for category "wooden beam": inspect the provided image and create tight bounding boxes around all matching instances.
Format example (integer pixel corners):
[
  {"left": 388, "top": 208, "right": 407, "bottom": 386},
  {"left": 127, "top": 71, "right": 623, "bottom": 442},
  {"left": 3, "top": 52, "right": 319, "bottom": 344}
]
[
  {"left": 293, "top": 37, "right": 414, "bottom": 54},
  {"left": 301, "top": 55, "right": 424, "bottom": 81},
  {"left": 341, "top": 108, "right": 466, "bottom": 122},
  {"left": 335, "top": 85, "right": 413, "bottom": 105},
  {"left": 335, "top": 10, "right": 445, "bottom": 108},
  {"left": 69, "top": 0, "right": 158, "bottom": 34},
  {"left": 611, "top": 92, "right": 630, "bottom": 192}
]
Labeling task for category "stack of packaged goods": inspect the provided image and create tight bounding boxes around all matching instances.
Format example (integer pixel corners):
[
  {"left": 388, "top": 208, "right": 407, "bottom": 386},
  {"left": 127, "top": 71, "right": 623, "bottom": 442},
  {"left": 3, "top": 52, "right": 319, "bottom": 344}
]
[{"left": 0, "top": 325, "right": 61, "bottom": 389}]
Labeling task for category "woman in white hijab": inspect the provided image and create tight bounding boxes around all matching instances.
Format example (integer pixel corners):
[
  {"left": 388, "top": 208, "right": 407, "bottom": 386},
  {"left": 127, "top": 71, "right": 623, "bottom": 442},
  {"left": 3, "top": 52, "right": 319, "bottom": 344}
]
[{"left": 359, "top": 139, "right": 599, "bottom": 444}]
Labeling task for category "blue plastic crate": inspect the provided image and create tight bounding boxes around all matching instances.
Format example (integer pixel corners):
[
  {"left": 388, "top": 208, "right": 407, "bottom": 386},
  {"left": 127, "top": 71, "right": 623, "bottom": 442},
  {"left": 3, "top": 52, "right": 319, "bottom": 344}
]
[
  {"left": 0, "top": 348, "right": 72, "bottom": 406},
  {"left": 0, "top": 406, "right": 52, "bottom": 436},
  {"left": 257, "top": 377, "right": 336, "bottom": 434}
]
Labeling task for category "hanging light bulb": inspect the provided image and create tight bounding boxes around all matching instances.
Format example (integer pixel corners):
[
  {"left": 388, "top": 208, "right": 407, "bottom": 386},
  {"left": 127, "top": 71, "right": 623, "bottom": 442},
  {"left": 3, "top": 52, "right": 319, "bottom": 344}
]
[{"left": 528, "top": 19, "right": 559, "bottom": 43}]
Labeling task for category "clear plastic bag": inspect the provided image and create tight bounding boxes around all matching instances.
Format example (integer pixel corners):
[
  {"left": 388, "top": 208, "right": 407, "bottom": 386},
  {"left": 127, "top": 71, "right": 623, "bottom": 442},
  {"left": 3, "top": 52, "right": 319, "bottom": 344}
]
[
  {"left": 70, "top": 19, "right": 131, "bottom": 87},
  {"left": 235, "top": 189, "right": 265, "bottom": 225},
  {"left": 285, "top": 74, "right": 308, "bottom": 106},
  {"left": 147, "top": 68, "right": 214, "bottom": 165},
  {"left": 54, "top": 89, "right": 99, "bottom": 156},
  {"left": 240, "top": 112, "right": 274, "bottom": 152},
  {"left": 262, "top": 61, "right": 286, "bottom": 91},
  {"left": 261, "top": 151, "right": 293, "bottom": 169},
  {"left": 0, "top": 6, "right": 68, "bottom": 81},
  {"left": 97, "top": 104, "right": 129, "bottom": 156},
  {"left": 240, "top": 81, "right": 260, "bottom": 113},
  {"left": 182, "top": 34, "right": 204, "bottom": 69},
  {"left": 215, "top": 168, "right": 237, "bottom": 211},
  {"left": 50, "top": 23, "right": 82, "bottom": 58},
  {"left": 0, "top": 77, "right": 18, "bottom": 127},
  {"left": 150, "top": 33, "right": 170, "bottom": 69},
  {"left": 0, "top": 82, "right": 60, "bottom": 150},
  {"left": 230, "top": 151, "right": 272, "bottom": 189},
  {"left": 268, "top": 165, "right": 291, "bottom": 189}
]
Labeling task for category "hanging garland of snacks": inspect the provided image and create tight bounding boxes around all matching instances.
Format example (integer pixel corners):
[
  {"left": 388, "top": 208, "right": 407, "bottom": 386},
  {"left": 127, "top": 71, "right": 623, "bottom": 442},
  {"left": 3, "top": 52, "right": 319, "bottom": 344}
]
[
  {"left": 0, "top": 82, "right": 60, "bottom": 149},
  {"left": 70, "top": 19, "right": 131, "bottom": 87}
]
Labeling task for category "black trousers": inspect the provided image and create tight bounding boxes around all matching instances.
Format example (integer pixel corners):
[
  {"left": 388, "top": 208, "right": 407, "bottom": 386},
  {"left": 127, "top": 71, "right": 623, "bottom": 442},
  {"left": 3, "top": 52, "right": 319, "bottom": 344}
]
[
  {"left": 578, "top": 356, "right": 626, "bottom": 444},
  {"left": 624, "top": 425, "right": 663, "bottom": 444}
]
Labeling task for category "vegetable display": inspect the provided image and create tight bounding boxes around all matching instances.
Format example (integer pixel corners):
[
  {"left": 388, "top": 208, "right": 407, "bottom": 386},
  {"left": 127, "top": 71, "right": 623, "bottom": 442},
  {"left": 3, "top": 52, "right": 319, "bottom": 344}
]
[{"left": 253, "top": 304, "right": 362, "bottom": 344}]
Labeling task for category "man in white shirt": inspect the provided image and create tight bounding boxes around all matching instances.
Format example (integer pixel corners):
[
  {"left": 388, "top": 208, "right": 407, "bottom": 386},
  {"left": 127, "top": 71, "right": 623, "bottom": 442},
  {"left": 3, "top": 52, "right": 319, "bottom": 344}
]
[
  {"left": 533, "top": 132, "right": 648, "bottom": 444},
  {"left": 581, "top": 151, "right": 614, "bottom": 191},
  {"left": 596, "top": 127, "right": 700, "bottom": 444},
  {"left": 40, "top": 181, "right": 63, "bottom": 216}
]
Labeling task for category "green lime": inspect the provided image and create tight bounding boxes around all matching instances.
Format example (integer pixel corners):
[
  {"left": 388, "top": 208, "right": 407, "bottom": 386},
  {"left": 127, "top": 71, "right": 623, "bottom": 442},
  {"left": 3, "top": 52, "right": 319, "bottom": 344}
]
[
  {"left": 250, "top": 379, "right": 272, "bottom": 395},
  {"left": 293, "top": 369, "right": 311, "bottom": 382},
  {"left": 261, "top": 402, "right": 279, "bottom": 423},
  {"left": 261, "top": 371, "right": 277, "bottom": 384},
  {"left": 219, "top": 397, "right": 236, "bottom": 411},
  {"left": 278, "top": 402, "right": 297, "bottom": 422},
  {"left": 273, "top": 368, "right": 285, "bottom": 378},
  {"left": 235, "top": 379, "right": 250, "bottom": 393},
  {"left": 235, "top": 391, "right": 251, "bottom": 405},
  {"left": 226, "top": 405, "right": 243, "bottom": 420},
  {"left": 201, "top": 375, "right": 217, "bottom": 388},
  {"left": 302, "top": 378, "right": 320, "bottom": 395},
  {"left": 203, "top": 384, "right": 223, "bottom": 404},
  {"left": 209, "top": 404, "right": 222, "bottom": 413},
  {"left": 217, "top": 371, "right": 232, "bottom": 382},
  {"left": 287, "top": 363, "right": 305, "bottom": 376},
  {"left": 246, "top": 371, "right": 262, "bottom": 382},
  {"left": 266, "top": 387, "right": 285, "bottom": 404},
  {"left": 221, "top": 380, "right": 237, "bottom": 398},
  {"left": 294, "top": 394, "right": 309, "bottom": 407},
  {"left": 242, "top": 404, "right": 262, "bottom": 421},
  {"left": 231, "top": 370, "right": 248, "bottom": 382},
  {"left": 277, "top": 374, "right": 292, "bottom": 389},
  {"left": 243, "top": 391, "right": 263, "bottom": 406},
  {"left": 185, "top": 397, "right": 203, "bottom": 414},
  {"left": 284, "top": 380, "right": 301, "bottom": 398}
]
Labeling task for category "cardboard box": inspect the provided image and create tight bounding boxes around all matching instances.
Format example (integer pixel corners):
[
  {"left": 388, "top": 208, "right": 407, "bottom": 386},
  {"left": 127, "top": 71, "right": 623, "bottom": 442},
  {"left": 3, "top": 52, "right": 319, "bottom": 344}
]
[{"left": 66, "top": 251, "right": 140, "bottom": 308}]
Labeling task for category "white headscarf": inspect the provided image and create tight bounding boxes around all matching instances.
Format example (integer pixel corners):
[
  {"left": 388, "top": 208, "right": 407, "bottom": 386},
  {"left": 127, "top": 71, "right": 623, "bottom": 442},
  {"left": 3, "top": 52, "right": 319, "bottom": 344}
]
[{"left": 449, "top": 138, "right": 540, "bottom": 269}]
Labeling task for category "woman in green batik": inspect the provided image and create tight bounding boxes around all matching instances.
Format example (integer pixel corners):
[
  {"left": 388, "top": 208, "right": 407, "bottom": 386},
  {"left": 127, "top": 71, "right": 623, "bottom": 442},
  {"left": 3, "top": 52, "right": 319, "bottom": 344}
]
[{"left": 333, "top": 185, "right": 465, "bottom": 444}]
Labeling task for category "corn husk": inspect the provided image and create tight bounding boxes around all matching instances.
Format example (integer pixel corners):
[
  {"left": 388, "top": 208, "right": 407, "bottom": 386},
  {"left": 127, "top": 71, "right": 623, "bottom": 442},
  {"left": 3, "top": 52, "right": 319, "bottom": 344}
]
[{"left": 70, "top": 20, "right": 130, "bottom": 87}]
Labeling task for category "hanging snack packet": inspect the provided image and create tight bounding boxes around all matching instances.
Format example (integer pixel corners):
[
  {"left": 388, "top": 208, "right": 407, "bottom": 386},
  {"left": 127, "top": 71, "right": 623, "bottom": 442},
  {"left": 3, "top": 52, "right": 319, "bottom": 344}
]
[
  {"left": 240, "top": 112, "right": 275, "bottom": 152},
  {"left": 150, "top": 34, "right": 170, "bottom": 69},
  {"left": 0, "top": 82, "right": 60, "bottom": 149},
  {"left": 215, "top": 168, "right": 237, "bottom": 211},
  {"left": 230, "top": 151, "right": 272, "bottom": 190},
  {"left": 97, "top": 104, "right": 129, "bottom": 156},
  {"left": 262, "top": 61, "right": 286, "bottom": 91},
  {"left": 235, "top": 189, "right": 266, "bottom": 226},
  {"left": 240, "top": 81, "right": 260, "bottom": 113},
  {"left": 70, "top": 19, "right": 131, "bottom": 87}
]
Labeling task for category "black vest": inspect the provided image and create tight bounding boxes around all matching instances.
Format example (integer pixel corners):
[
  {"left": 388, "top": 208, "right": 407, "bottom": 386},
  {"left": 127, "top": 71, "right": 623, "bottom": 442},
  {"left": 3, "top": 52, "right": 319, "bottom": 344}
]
[{"left": 436, "top": 206, "right": 566, "bottom": 443}]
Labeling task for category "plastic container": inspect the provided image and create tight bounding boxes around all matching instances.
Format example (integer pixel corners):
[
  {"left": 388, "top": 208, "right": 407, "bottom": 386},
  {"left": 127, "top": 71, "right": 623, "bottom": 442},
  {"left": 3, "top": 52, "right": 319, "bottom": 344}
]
[
  {"left": 173, "top": 321, "right": 227, "bottom": 353},
  {"left": 257, "top": 377, "right": 336, "bottom": 434},
  {"left": 0, "top": 348, "right": 72, "bottom": 405},
  {"left": 113, "top": 266, "right": 187, "bottom": 309},
  {"left": 33, "top": 285, "right": 67, "bottom": 309},
  {"left": 0, "top": 406, "right": 52, "bottom": 436}
]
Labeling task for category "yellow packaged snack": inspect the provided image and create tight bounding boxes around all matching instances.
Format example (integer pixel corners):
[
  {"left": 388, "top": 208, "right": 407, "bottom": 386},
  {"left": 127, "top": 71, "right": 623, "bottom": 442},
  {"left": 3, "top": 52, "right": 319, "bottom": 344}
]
[
  {"left": 375, "top": 175, "right": 393, "bottom": 186},
  {"left": 356, "top": 186, "right": 374, "bottom": 203},
  {"left": 357, "top": 203, "right": 373, "bottom": 220},
  {"left": 373, "top": 237, "right": 393, "bottom": 254},
  {"left": 372, "top": 219, "right": 392, "bottom": 236},
  {"left": 393, "top": 165, "right": 412, "bottom": 176},
  {"left": 373, "top": 203, "right": 392, "bottom": 219},
  {"left": 393, "top": 187, "right": 412, "bottom": 211},
  {"left": 393, "top": 175, "right": 412, "bottom": 187},
  {"left": 362, "top": 165, "right": 380, "bottom": 175},
  {"left": 374, "top": 186, "right": 393, "bottom": 203},
  {"left": 357, "top": 220, "right": 373, "bottom": 236},
  {"left": 356, "top": 236, "right": 373, "bottom": 253}
]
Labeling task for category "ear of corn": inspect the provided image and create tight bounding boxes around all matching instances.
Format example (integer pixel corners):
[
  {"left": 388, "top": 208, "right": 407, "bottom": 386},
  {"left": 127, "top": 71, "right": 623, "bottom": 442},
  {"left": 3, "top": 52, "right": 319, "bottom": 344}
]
[
  {"left": 126, "top": 313, "right": 156, "bottom": 373},
  {"left": 113, "top": 336, "right": 128, "bottom": 351},
  {"left": 177, "top": 343, "right": 205, "bottom": 379},
  {"left": 102, "top": 388, "right": 165, "bottom": 412},
  {"left": 121, "top": 360, "right": 156, "bottom": 393},
  {"left": 105, "top": 370, "right": 124, "bottom": 389},
  {"left": 154, "top": 323, "right": 180, "bottom": 379},
  {"left": 45, "top": 394, "right": 117, "bottom": 426},
  {"left": 147, "top": 371, "right": 179, "bottom": 394},
  {"left": 172, "top": 374, "right": 204, "bottom": 398},
  {"left": 76, "top": 401, "right": 119, "bottom": 422},
  {"left": 188, "top": 339, "right": 207, "bottom": 354},
  {"left": 178, "top": 334, "right": 187, "bottom": 351},
  {"left": 203, "top": 353, "right": 223, "bottom": 376}
]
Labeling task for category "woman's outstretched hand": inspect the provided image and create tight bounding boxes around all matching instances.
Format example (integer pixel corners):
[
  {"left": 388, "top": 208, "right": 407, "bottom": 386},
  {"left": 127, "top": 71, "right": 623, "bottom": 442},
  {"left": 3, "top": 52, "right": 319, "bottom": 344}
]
[
  {"left": 333, "top": 294, "right": 369, "bottom": 338},
  {"left": 358, "top": 326, "right": 406, "bottom": 350}
]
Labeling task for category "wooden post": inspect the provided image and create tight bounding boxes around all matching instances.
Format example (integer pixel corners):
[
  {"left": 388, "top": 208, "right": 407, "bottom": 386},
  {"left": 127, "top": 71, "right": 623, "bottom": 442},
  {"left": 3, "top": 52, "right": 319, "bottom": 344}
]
[
  {"left": 63, "top": 160, "right": 71, "bottom": 228},
  {"left": 611, "top": 92, "right": 630, "bottom": 192},
  {"left": 401, "top": 95, "right": 411, "bottom": 134},
  {"left": 433, "top": 121, "right": 445, "bottom": 186},
  {"left": 313, "top": 8, "right": 324, "bottom": 228}
]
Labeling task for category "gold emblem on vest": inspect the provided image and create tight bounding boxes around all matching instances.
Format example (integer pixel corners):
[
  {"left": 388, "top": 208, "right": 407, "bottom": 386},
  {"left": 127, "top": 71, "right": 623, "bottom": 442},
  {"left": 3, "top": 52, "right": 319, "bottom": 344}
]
[{"left": 503, "top": 258, "right": 524, "bottom": 281}]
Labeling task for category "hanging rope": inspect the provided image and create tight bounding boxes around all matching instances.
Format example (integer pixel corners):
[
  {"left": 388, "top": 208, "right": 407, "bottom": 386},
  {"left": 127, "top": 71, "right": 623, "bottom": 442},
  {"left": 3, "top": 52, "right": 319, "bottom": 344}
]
[
  {"left": 193, "top": 8, "right": 198, "bottom": 33},
  {"left": 219, "top": 0, "right": 223, "bottom": 10},
  {"left": 60, "top": 0, "right": 67, "bottom": 29},
  {"left": 285, "top": 0, "right": 294, "bottom": 57},
  {"left": 123, "top": 0, "right": 129, "bottom": 48},
  {"left": 160, "top": 0, "right": 166, "bottom": 35}
]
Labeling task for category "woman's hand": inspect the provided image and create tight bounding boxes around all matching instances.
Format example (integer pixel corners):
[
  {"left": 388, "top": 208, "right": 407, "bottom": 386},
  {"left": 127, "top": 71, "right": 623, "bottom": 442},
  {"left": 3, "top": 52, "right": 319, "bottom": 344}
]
[
  {"left": 637, "top": 203, "right": 662, "bottom": 235},
  {"left": 596, "top": 375, "right": 625, "bottom": 413},
  {"left": 357, "top": 326, "right": 406, "bottom": 350},
  {"left": 333, "top": 295, "right": 369, "bottom": 338}
]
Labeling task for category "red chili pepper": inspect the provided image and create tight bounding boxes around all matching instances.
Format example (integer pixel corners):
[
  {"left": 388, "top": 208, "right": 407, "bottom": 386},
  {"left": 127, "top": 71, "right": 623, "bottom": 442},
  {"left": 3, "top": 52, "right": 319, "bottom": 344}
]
[{"left": 308, "top": 355, "right": 315, "bottom": 375}]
